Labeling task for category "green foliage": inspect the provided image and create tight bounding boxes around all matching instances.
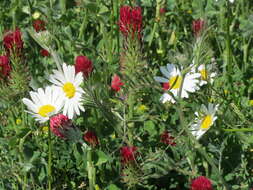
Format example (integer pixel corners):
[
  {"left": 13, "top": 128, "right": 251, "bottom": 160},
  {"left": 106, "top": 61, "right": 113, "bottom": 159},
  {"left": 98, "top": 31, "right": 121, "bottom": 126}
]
[{"left": 0, "top": 0, "right": 253, "bottom": 189}]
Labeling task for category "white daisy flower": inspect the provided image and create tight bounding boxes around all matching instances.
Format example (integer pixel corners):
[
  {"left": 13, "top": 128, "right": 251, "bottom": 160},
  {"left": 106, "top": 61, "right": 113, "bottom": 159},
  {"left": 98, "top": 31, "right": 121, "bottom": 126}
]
[
  {"left": 191, "top": 64, "right": 217, "bottom": 86},
  {"left": 22, "top": 86, "right": 65, "bottom": 123},
  {"left": 49, "top": 63, "right": 85, "bottom": 119},
  {"left": 154, "top": 64, "right": 200, "bottom": 103},
  {"left": 190, "top": 103, "right": 219, "bottom": 140}
]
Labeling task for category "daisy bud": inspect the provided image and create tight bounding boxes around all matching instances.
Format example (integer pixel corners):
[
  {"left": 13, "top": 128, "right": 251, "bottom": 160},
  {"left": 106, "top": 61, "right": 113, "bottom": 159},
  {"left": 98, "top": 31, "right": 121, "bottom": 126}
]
[
  {"left": 160, "top": 131, "right": 176, "bottom": 146},
  {"left": 40, "top": 49, "right": 50, "bottom": 57},
  {"left": 75, "top": 55, "right": 93, "bottom": 78},
  {"left": 50, "top": 114, "right": 71, "bottom": 139},
  {"left": 32, "top": 11, "right": 41, "bottom": 19},
  {"left": 119, "top": 5, "right": 142, "bottom": 39},
  {"left": 83, "top": 131, "right": 99, "bottom": 147},
  {"left": 111, "top": 74, "right": 124, "bottom": 92},
  {"left": 33, "top": 19, "right": 46, "bottom": 32},
  {"left": 120, "top": 146, "right": 138, "bottom": 165},
  {"left": 192, "top": 19, "right": 205, "bottom": 37},
  {"left": 0, "top": 55, "right": 11, "bottom": 80},
  {"left": 3, "top": 28, "right": 23, "bottom": 56},
  {"left": 190, "top": 176, "right": 213, "bottom": 190}
]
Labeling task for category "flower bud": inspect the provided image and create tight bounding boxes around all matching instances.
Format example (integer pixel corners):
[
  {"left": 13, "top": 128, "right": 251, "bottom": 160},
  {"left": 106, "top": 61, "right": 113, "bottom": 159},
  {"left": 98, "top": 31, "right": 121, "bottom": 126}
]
[
  {"left": 190, "top": 176, "right": 213, "bottom": 190},
  {"left": 111, "top": 74, "right": 124, "bottom": 92},
  {"left": 83, "top": 131, "right": 99, "bottom": 147},
  {"left": 0, "top": 55, "right": 11, "bottom": 80},
  {"left": 120, "top": 146, "right": 138, "bottom": 165},
  {"left": 75, "top": 55, "right": 93, "bottom": 78},
  {"left": 33, "top": 19, "right": 46, "bottom": 32},
  {"left": 3, "top": 28, "right": 23, "bottom": 56}
]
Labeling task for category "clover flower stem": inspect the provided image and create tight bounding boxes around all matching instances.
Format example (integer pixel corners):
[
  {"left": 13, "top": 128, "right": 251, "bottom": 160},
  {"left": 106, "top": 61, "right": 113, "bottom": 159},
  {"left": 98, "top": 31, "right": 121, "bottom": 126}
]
[
  {"left": 225, "top": 1, "right": 232, "bottom": 87},
  {"left": 116, "top": 0, "right": 120, "bottom": 56},
  {"left": 78, "top": 11, "right": 87, "bottom": 40},
  {"left": 48, "top": 124, "right": 52, "bottom": 190},
  {"left": 148, "top": 0, "right": 161, "bottom": 47},
  {"left": 127, "top": 92, "right": 135, "bottom": 144},
  {"left": 87, "top": 148, "right": 95, "bottom": 190},
  {"left": 50, "top": 0, "right": 53, "bottom": 9}
]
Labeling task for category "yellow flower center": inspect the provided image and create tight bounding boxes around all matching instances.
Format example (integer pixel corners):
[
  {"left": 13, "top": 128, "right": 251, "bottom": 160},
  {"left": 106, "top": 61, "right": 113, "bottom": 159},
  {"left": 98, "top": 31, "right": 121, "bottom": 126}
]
[
  {"left": 200, "top": 115, "right": 212, "bottom": 130},
  {"left": 169, "top": 75, "right": 182, "bottom": 89},
  {"left": 63, "top": 82, "right": 76, "bottom": 98},
  {"left": 38, "top": 105, "right": 55, "bottom": 117},
  {"left": 200, "top": 69, "right": 208, "bottom": 80}
]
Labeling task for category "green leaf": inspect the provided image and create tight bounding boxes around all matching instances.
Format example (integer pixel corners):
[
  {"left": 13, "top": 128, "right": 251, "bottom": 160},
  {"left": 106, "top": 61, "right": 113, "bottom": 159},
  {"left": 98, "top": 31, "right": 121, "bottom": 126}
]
[
  {"left": 106, "top": 184, "right": 121, "bottom": 190},
  {"left": 144, "top": 120, "right": 157, "bottom": 136},
  {"left": 95, "top": 150, "right": 109, "bottom": 166}
]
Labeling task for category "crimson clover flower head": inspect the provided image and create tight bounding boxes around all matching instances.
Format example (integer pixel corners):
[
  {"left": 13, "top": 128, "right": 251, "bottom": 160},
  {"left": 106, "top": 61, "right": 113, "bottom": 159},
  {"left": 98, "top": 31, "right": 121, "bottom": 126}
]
[
  {"left": 83, "top": 131, "right": 99, "bottom": 147},
  {"left": 40, "top": 49, "right": 50, "bottom": 57},
  {"left": 120, "top": 146, "right": 138, "bottom": 164},
  {"left": 111, "top": 74, "right": 124, "bottom": 92},
  {"left": 162, "top": 82, "right": 170, "bottom": 91},
  {"left": 3, "top": 28, "right": 23, "bottom": 56},
  {"left": 119, "top": 5, "right": 142, "bottom": 39},
  {"left": 159, "top": 8, "right": 166, "bottom": 15},
  {"left": 190, "top": 176, "right": 213, "bottom": 190},
  {"left": 50, "top": 114, "right": 71, "bottom": 139},
  {"left": 75, "top": 55, "right": 93, "bottom": 78},
  {"left": 192, "top": 19, "right": 205, "bottom": 37},
  {"left": 33, "top": 19, "right": 46, "bottom": 32},
  {"left": 0, "top": 55, "right": 11, "bottom": 80},
  {"left": 160, "top": 131, "right": 176, "bottom": 146}
]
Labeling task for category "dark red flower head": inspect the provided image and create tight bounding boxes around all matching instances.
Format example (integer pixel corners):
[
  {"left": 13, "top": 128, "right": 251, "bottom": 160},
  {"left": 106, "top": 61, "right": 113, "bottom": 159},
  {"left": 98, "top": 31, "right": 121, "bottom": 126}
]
[
  {"left": 111, "top": 74, "right": 124, "bottom": 92},
  {"left": 75, "top": 55, "right": 93, "bottom": 78},
  {"left": 119, "top": 5, "right": 142, "bottom": 39},
  {"left": 0, "top": 55, "right": 11, "bottom": 80},
  {"left": 50, "top": 114, "right": 71, "bottom": 139},
  {"left": 83, "top": 131, "right": 99, "bottom": 147},
  {"left": 159, "top": 8, "right": 166, "bottom": 15},
  {"left": 3, "top": 28, "right": 23, "bottom": 56},
  {"left": 33, "top": 19, "right": 46, "bottom": 32},
  {"left": 190, "top": 176, "right": 213, "bottom": 190},
  {"left": 120, "top": 146, "right": 138, "bottom": 164},
  {"left": 162, "top": 82, "right": 170, "bottom": 91},
  {"left": 160, "top": 131, "right": 176, "bottom": 146},
  {"left": 40, "top": 49, "right": 50, "bottom": 57},
  {"left": 192, "top": 19, "right": 205, "bottom": 37}
]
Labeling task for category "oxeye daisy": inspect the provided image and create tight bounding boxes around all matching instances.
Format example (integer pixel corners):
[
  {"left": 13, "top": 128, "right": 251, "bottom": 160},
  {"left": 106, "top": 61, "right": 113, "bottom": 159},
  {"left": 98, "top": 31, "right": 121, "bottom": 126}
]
[
  {"left": 49, "top": 63, "right": 85, "bottom": 119},
  {"left": 22, "top": 86, "right": 65, "bottom": 123},
  {"left": 154, "top": 64, "right": 200, "bottom": 103},
  {"left": 191, "top": 64, "right": 216, "bottom": 86},
  {"left": 190, "top": 103, "right": 219, "bottom": 140}
]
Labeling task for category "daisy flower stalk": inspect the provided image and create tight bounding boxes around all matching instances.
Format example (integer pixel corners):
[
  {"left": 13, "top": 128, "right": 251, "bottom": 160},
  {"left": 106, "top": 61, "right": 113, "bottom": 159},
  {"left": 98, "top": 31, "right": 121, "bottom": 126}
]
[
  {"left": 190, "top": 103, "right": 219, "bottom": 140},
  {"left": 154, "top": 64, "right": 200, "bottom": 104},
  {"left": 22, "top": 86, "right": 65, "bottom": 123},
  {"left": 49, "top": 63, "right": 85, "bottom": 119}
]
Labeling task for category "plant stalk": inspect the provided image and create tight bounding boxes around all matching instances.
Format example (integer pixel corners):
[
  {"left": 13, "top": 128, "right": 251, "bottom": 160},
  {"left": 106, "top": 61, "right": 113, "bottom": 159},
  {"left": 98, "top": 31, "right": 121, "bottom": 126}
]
[
  {"left": 87, "top": 148, "right": 95, "bottom": 190},
  {"left": 48, "top": 126, "right": 52, "bottom": 190}
]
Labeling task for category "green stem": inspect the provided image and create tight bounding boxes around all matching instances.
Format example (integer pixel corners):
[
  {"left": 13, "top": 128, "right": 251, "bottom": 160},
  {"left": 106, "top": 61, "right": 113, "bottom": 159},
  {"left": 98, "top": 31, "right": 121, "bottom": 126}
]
[
  {"left": 87, "top": 148, "right": 95, "bottom": 190},
  {"left": 148, "top": 0, "right": 161, "bottom": 47},
  {"left": 223, "top": 128, "right": 253, "bottom": 132},
  {"left": 225, "top": 1, "right": 232, "bottom": 83},
  {"left": 116, "top": 0, "right": 120, "bottom": 56},
  {"left": 48, "top": 126, "right": 52, "bottom": 190},
  {"left": 78, "top": 11, "right": 87, "bottom": 40}
]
